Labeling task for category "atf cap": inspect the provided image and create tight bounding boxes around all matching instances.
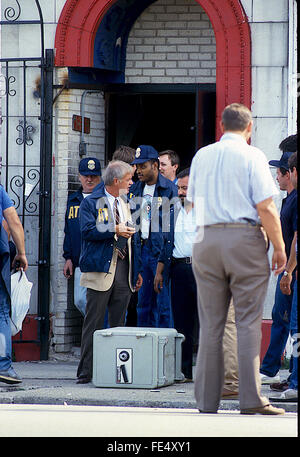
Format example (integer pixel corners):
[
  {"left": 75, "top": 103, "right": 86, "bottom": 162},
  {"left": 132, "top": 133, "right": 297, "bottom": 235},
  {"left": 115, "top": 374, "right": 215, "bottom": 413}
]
[
  {"left": 131, "top": 145, "right": 159, "bottom": 164},
  {"left": 79, "top": 157, "right": 101, "bottom": 176}
]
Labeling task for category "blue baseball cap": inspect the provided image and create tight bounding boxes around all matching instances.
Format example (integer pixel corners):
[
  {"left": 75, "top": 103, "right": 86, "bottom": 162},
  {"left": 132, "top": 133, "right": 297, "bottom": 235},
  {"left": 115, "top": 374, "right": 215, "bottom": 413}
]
[
  {"left": 269, "top": 151, "right": 294, "bottom": 171},
  {"left": 79, "top": 157, "right": 101, "bottom": 176},
  {"left": 131, "top": 145, "right": 159, "bottom": 164}
]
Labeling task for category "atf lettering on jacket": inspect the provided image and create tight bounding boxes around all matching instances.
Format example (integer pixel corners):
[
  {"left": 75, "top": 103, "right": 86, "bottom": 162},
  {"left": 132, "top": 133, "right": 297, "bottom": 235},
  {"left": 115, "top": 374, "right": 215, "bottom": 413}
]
[
  {"left": 97, "top": 207, "right": 109, "bottom": 223},
  {"left": 68, "top": 205, "right": 80, "bottom": 219}
]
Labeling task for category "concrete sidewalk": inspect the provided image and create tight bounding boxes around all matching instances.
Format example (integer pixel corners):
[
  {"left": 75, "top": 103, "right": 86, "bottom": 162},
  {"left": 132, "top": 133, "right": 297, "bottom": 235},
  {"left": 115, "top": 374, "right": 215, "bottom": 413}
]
[{"left": 0, "top": 355, "right": 297, "bottom": 412}]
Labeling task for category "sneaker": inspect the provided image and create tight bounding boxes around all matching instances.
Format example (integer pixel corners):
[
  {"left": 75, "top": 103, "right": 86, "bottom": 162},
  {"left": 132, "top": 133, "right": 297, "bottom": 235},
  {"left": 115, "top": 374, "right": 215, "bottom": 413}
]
[
  {"left": 0, "top": 367, "right": 22, "bottom": 385},
  {"left": 260, "top": 373, "right": 280, "bottom": 385},
  {"left": 269, "top": 389, "right": 298, "bottom": 402}
]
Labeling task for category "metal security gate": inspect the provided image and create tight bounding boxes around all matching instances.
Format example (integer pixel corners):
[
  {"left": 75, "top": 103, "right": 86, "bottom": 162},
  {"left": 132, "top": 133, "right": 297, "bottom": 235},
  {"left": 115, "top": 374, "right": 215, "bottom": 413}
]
[{"left": 0, "top": 1, "right": 53, "bottom": 359}]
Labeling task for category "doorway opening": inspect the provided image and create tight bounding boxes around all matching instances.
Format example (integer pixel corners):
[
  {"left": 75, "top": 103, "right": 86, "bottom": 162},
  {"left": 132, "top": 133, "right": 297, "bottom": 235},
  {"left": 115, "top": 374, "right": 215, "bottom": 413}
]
[{"left": 105, "top": 84, "right": 216, "bottom": 170}]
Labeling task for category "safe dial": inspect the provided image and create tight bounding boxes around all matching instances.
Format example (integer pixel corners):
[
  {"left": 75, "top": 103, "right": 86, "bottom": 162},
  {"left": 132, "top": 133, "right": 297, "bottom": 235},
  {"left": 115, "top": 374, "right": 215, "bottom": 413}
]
[{"left": 119, "top": 350, "right": 130, "bottom": 362}]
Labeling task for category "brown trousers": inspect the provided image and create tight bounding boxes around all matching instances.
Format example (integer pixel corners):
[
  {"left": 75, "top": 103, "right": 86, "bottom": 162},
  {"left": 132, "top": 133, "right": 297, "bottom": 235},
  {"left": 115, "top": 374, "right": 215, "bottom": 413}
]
[
  {"left": 193, "top": 226, "right": 270, "bottom": 411},
  {"left": 77, "top": 257, "right": 132, "bottom": 380}
]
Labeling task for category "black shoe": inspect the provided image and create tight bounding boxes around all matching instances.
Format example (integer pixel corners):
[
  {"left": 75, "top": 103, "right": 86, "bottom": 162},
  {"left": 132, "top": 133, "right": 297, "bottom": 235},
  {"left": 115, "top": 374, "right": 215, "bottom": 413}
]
[
  {"left": 0, "top": 367, "right": 22, "bottom": 385},
  {"left": 198, "top": 409, "right": 218, "bottom": 414},
  {"left": 76, "top": 376, "right": 91, "bottom": 384}
]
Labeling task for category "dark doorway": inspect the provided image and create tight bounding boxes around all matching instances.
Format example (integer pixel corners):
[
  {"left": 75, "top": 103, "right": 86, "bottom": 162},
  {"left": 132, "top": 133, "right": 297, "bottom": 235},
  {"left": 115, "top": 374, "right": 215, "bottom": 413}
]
[{"left": 105, "top": 84, "right": 216, "bottom": 170}]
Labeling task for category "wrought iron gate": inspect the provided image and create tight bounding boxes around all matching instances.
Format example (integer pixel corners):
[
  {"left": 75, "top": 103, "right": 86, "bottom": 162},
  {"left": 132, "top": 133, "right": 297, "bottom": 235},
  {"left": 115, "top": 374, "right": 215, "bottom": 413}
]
[{"left": 0, "top": 0, "right": 53, "bottom": 359}]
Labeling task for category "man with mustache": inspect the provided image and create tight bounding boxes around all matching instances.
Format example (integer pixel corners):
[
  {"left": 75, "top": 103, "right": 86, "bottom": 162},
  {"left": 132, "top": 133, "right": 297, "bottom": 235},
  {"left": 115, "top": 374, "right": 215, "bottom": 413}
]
[
  {"left": 63, "top": 157, "right": 101, "bottom": 316},
  {"left": 154, "top": 168, "right": 198, "bottom": 382}
]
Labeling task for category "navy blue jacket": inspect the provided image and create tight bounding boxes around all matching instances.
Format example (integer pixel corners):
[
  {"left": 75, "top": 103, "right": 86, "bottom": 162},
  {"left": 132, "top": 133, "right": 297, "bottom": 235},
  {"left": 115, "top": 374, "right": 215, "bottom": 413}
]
[
  {"left": 63, "top": 189, "right": 84, "bottom": 268},
  {"left": 79, "top": 183, "right": 142, "bottom": 287},
  {"left": 129, "top": 173, "right": 178, "bottom": 258}
]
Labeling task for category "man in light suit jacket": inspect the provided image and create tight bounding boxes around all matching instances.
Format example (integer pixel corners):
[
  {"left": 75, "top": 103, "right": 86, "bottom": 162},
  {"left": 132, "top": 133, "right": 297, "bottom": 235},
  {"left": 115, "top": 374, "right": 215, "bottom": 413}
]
[{"left": 76, "top": 161, "right": 143, "bottom": 384}]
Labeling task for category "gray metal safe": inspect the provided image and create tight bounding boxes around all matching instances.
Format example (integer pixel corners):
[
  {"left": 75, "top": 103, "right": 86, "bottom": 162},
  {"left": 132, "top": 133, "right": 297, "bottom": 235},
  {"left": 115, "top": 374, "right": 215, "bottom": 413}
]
[{"left": 92, "top": 327, "right": 185, "bottom": 388}]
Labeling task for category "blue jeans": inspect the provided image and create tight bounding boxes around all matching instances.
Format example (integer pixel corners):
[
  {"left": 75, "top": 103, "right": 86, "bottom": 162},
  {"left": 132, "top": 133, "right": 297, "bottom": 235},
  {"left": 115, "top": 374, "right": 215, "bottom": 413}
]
[
  {"left": 260, "top": 272, "right": 295, "bottom": 377},
  {"left": 74, "top": 267, "right": 87, "bottom": 316},
  {"left": 137, "top": 244, "right": 173, "bottom": 328},
  {"left": 74, "top": 268, "right": 108, "bottom": 326},
  {"left": 0, "top": 275, "right": 12, "bottom": 371},
  {"left": 289, "top": 280, "right": 298, "bottom": 390}
]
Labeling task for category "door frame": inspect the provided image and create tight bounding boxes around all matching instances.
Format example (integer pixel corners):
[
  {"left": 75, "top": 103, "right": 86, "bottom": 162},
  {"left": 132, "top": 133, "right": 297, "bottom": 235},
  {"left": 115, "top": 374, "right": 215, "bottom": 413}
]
[
  {"left": 103, "top": 83, "right": 216, "bottom": 162},
  {"left": 55, "top": 0, "right": 251, "bottom": 140}
]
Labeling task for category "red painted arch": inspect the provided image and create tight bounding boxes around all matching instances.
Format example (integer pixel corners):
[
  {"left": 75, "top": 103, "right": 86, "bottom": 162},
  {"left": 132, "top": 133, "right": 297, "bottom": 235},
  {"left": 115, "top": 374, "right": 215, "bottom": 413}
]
[{"left": 54, "top": 0, "right": 251, "bottom": 139}]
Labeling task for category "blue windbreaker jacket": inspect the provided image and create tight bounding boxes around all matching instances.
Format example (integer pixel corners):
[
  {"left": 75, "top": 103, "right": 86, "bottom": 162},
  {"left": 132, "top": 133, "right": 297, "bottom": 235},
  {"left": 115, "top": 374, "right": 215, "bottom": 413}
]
[
  {"left": 129, "top": 173, "right": 178, "bottom": 258},
  {"left": 79, "top": 183, "right": 142, "bottom": 287},
  {"left": 63, "top": 189, "right": 84, "bottom": 268}
]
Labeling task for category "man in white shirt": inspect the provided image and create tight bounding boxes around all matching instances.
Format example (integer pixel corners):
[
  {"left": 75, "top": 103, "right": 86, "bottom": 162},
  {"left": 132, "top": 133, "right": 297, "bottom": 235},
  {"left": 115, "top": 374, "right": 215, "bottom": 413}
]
[
  {"left": 188, "top": 103, "right": 286, "bottom": 415},
  {"left": 154, "top": 169, "right": 239, "bottom": 391},
  {"left": 154, "top": 168, "right": 198, "bottom": 381}
]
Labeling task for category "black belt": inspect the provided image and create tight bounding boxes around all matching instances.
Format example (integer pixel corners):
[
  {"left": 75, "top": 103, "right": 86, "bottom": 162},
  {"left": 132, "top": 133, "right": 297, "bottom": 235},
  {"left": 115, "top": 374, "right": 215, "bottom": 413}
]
[{"left": 172, "top": 256, "right": 192, "bottom": 265}]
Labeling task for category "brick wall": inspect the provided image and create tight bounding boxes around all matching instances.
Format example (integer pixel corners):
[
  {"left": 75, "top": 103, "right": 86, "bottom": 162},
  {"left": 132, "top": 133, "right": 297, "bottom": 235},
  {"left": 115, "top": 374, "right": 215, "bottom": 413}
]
[
  {"left": 51, "top": 74, "right": 105, "bottom": 352},
  {"left": 125, "top": 0, "right": 216, "bottom": 84}
]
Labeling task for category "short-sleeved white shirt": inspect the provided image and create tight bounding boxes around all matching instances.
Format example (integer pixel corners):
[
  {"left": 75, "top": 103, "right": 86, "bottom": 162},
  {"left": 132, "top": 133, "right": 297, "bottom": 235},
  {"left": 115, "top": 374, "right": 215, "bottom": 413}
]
[
  {"left": 173, "top": 206, "right": 197, "bottom": 258},
  {"left": 187, "top": 132, "right": 279, "bottom": 226}
]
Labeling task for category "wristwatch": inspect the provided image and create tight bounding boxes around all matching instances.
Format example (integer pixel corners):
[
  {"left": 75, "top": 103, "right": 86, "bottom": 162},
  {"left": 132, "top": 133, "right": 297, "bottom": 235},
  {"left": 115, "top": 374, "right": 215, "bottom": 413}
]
[{"left": 283, "top": 271, "right": 290, "bottom": 277}]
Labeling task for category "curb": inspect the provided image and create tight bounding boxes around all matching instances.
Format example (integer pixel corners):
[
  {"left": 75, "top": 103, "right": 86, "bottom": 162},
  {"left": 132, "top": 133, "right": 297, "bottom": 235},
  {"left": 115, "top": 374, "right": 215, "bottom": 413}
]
[{"left": 0, "top": 393, "right": 297, "bottom": 413}]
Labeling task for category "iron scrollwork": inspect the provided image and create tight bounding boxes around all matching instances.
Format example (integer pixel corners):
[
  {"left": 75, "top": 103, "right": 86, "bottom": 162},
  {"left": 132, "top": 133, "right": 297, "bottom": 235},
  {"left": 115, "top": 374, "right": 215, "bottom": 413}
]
[
  {"left": 0, "top": 74, "right": 16, "bottom": 97},
  {"left": 16, "top": 121, "right": 35, "bottom": 146},
  {"left": 9, "top": 174, "right": 23, "bottom": 210},
  {"left": 3, "top": 0, "right": 21, "bottom": 22},
  {"left": 25, "top": 168, "right": 40, "bottom": 213},
  {"left": 9, "top": 168, "right": 40, "bottom": 213}
]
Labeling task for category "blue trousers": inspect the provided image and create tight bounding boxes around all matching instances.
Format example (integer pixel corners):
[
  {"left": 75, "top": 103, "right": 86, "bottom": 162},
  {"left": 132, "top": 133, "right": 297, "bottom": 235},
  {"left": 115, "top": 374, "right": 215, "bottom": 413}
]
[
  {"left": 260, "top": 272, "right": 295, "bottom": 377},
  {"left": 137, "top": 244, "right": 173, "bottom": 328},
  {"left": 0, "top": 274, "right": 12, "bottom": 371},
  {"left": 289, "top": 280, "right": 298, "bottom": 390}
]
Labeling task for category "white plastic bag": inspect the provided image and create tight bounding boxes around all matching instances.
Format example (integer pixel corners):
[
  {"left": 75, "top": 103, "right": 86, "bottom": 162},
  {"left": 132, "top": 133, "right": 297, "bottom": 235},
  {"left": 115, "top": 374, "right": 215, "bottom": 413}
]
[{"left": 10, "top": 270, "right": 33, "bottom": 336}]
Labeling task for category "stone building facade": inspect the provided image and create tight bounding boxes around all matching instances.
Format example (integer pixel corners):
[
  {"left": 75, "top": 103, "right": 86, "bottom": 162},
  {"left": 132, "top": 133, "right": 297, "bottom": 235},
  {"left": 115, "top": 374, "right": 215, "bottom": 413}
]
[{"left": 0, "top": 0, "right": 297, "bottom": 357}]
